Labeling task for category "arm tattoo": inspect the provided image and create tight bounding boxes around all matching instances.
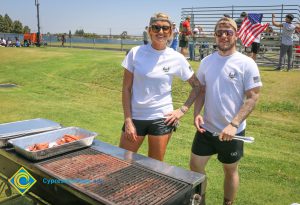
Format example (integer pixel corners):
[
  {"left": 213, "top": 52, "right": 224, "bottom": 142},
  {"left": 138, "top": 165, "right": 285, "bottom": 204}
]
[
  {"left": 232, "top": 88, "right": 260, "bottom": 124},
  {"left": 184, "top": 74, "right": 201, "bottom": 108}
]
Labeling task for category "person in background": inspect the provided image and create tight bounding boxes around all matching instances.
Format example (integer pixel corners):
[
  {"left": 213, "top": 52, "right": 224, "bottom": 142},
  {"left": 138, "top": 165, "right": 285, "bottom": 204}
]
[
  {"left": 190, "top": 17, "right": 262, "bottom": 205},
  {"left": 188, "top": 27, "right": 200, "bottom": 61},
  {"left": 15, "top": 37, "right": 21, "bottom": 47},
  {"left": 119, "top": 12, "right": 201, "bottom": 161},
  {"left": 6, "top": 38, "right": 12, "bottom": 47},
  {"left": 235, "top": 12, "right": 247, "bottom": 31},
  {"left": 61, "top": 34, "right": 66, "bottom": 47},
  {"left": 0, "top": 37, "right": 6, "bottom": 47},
  {"left": 272, "top": 13, "right": 300, "bottom": 71},
  {"left": 179, "top": 15, "right": 192, "bottom": 57},
  {"left": 170, "top": 22, "right": 179, "bottom": 51},
  {"left": 143, "top": 26, "right": 149, "bottom": 45},
  {"left": 249, "top": 33, "right": 261, "bottom": 61}
]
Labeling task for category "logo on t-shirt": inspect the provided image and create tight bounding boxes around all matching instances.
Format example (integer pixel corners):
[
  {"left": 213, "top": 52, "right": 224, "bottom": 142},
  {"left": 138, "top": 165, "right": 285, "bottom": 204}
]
[
  {"left": 253, "top": 76, "right": 261, "bottom": 83},
  {"left": 163, "top": 66, "right": 170, "bottom": 72},
  {"left": 228, "top": 71, "right": 236, "bottom": 79}
]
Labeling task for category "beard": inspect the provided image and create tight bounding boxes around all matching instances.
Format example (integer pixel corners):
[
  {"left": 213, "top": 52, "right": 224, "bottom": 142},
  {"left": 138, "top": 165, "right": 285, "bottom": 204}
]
[{"left": 217, "top": 41, "right": 236, "bottom": 52}]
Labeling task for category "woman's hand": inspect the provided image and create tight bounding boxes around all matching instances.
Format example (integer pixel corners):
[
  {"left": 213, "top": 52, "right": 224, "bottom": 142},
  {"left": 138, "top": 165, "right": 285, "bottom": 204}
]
[
  {"left": 124, "top": 119, "right": 137, "bottom": 142},
  {"left": 164, "top": 108, "right": 185, "bottom": 126}
]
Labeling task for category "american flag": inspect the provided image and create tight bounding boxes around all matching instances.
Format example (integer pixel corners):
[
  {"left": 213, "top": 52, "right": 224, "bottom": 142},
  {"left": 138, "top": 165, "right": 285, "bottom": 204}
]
[{"left": 238, "top": 13, "right": 269, "bottom": 47}]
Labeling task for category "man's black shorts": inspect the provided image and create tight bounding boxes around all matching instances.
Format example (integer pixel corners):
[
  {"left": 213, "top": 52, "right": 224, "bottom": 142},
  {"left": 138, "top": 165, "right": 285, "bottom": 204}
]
[
  {"left": 251, "top": 42, "right": 260, "bottom": 54},
  {"left": 122, "top": 118, "right": 176, "bottom": 136},
  {"left": 191, "top": 129, "right": 245, "bottom": 164}
]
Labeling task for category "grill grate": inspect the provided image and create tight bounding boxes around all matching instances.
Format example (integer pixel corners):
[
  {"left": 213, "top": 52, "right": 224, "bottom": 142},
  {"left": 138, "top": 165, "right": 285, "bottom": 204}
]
[{"left": 37, "top": 148, "right": 190, "bottom": 205}]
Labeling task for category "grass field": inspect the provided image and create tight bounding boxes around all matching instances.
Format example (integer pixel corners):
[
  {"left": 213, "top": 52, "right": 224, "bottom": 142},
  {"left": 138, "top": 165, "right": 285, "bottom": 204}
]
[{"left": 0, "top": 46, "right": 299, "bottom": 205}]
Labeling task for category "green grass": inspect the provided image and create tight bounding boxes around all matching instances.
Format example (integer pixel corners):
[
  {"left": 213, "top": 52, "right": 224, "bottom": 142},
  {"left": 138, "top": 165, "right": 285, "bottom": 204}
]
[{"left": 0, "top": 47, "right": 300, "bottom": 205}]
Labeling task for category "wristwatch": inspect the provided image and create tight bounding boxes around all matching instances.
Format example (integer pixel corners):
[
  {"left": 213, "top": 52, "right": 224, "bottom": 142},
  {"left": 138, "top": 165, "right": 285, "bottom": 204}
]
[{"left": 230, "top": 122, "right": 239, "bottom": 129}]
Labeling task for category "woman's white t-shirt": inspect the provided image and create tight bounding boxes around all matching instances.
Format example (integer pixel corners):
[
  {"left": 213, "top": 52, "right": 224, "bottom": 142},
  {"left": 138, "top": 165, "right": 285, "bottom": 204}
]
[{"left": 122, "top": 44, "right": 194, "bottom": 120}]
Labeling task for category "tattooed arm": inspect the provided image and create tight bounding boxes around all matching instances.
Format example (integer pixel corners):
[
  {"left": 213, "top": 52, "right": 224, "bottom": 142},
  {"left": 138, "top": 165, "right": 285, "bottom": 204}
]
[
  {"left": 164, "top": 74, "right": 201, "bottom": 125},
  {"left": 219, "top": 86, "right": 261, "bottom": 141}
]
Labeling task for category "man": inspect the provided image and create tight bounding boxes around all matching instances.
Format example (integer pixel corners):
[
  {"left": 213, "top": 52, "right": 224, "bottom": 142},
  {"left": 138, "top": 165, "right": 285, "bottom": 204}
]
[
  {"left": 190, "top": 17, "right": 262, "bottom": 205},
  {"left": 170, "top": 22, "right": 179, "bottom": 51},
  {"left": 250, "top": 33, "right": 261, "bottom": 61},
  {"left": 272, "top": 13, "right": 300, "bottom": 71},
  {"left": 235, "top": 12, "right": 247, "bottom": 52},
  {"left": 179, "top": 15, "right": 192, "bottom": 57},
  {"left": 143, "top": 26, "right": 149, "bottom": 45},
  {"left": 235, "top": 12, "right": 247, "bottom": 31}
]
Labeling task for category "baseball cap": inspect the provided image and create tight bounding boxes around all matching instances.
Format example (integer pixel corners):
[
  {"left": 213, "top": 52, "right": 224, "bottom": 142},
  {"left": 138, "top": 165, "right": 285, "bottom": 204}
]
[
  {"left": 240, "top": 12, "right": 247, "bottom": 17},
  {"left": 215, "top": 17, "right": 238, "bottom": 31},
  {"left": 193, "top": 28, "right": 199, "bottom": 34},
  {"left": 186, "top": 15, "right": 191, "bottom": 19},
  {"left": 286, "top": 14, "right": 294, "bottom": 20},
  {"left": 149, "top": 13, "right": 171, "bottom": 26}
]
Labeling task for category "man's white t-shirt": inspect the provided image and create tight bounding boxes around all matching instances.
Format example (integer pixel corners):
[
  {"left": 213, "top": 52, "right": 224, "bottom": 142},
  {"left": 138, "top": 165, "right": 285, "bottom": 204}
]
[
  {"left": 281, "top": 22, "right": 296, "bottom": 46},
  {"left": 122, "top": 44, "right": 194, "bottom": 120},
  {"left": 253, "top": 34, "right": 261, "bottom": 43},
  {"left": 197, "top": 51, "right": 262, "bottom": 134}
]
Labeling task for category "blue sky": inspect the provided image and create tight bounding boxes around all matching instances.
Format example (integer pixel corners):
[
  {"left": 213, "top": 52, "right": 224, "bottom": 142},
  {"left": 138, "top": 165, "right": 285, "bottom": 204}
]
[{"left": 0, "top": 0, "right": 299, "bottom": 35}]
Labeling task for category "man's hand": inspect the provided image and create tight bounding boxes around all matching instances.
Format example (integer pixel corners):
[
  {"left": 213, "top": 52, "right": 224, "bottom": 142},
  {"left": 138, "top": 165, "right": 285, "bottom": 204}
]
[
  {"left": 194, "top": 114, "right": 206, "bottom": 133},
  {"left": 219, "top": 123, "right": 237, "bottom": 141}
]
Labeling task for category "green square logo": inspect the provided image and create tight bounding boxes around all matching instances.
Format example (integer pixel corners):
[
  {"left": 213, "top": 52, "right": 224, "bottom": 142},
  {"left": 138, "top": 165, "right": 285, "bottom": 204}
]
[{"left": 9, "top": 167, "right": 37, "bottom": 195}]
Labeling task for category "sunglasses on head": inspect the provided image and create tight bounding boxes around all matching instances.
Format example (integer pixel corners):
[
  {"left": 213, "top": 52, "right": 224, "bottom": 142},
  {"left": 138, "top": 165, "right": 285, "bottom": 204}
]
[
  {"left": 215, "top": 29, "right": 235, "bottom": 37},
  {"left": 151, "top": 25, "right": 171, "bottom": 33}
]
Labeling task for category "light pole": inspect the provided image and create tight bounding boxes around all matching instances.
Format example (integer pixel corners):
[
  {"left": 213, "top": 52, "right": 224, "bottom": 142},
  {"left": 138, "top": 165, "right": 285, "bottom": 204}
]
[{"left": 35, "top": 0, "right": 40, "bottom": 46}]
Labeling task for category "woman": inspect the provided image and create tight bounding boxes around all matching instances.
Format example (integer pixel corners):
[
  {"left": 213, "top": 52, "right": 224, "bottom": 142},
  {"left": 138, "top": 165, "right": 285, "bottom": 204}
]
[{"left": 120, "top": 13, "right": 201, "bottom": 161}]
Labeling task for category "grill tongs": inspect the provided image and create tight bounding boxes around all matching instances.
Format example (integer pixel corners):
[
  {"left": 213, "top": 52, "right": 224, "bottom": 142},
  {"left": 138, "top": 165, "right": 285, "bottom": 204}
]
[{"left": 212, "top": 132, "right": 255, "bottom": 143}]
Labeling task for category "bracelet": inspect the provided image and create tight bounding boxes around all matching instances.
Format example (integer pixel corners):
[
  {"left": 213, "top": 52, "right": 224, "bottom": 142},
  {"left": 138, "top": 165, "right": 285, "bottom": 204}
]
[
  {"left": 230, "top": 122, "right": 239, "bottom": 129},
  {"left": 179, "top": 106, "right": 188, "bottom": 114}
]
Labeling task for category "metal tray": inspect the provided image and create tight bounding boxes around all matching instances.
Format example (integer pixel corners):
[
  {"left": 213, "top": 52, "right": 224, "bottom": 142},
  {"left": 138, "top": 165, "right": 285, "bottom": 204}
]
[
  {"left": 8, "top": 127, "right": 97, "bottom": 161},
  {"left": 0, "top": 118, "right": 62, "bottom": 147}
]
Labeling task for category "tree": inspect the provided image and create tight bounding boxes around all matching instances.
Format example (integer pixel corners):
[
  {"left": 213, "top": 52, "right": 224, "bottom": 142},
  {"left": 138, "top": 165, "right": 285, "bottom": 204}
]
[
  {"left": 23, "top": 26, "right": 31, "bottom": 33},
  {"left": 3, "top": 14, "right": 13, "bottom": 33},
  {"left": 12, "top": 20, "right": 23, "bottom": 33},
  {"left": 0, "top": 15, "right": 5, "bottom": 32},
  {"left": 75, "top": 29, "right": 84, "bottom": 36}
]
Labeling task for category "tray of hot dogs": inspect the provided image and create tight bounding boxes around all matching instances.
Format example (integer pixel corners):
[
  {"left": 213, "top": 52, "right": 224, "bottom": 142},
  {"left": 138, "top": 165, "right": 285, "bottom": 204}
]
[
  {"left": 8, "top": 127, "right": 97, "bottom": 161},
  {"left": 0, "top": 118, "right": 62, "bottom": 147}
]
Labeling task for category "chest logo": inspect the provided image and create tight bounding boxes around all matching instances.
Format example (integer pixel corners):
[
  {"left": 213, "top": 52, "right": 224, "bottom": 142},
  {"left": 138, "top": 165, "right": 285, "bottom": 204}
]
[
  {"left": 228, "top": 71, "right": 236, "bottom": 79},
  {"left": 163, "top": 67, "right": 170, "bottom": 72}
]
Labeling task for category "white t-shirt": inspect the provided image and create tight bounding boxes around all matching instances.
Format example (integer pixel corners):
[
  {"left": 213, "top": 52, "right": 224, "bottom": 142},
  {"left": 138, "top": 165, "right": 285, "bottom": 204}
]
[
  {"left": 197, "top": 51, "right": 262, "bottom": 133},
  {"left": 281, "top": 22, "right": 296, "bottom": 46},
  {"left": 253, "top": 34, "right": 261, "bottom": 43},
  {"left": 122, "top": 44, "right": 194, "bottom": 120}
]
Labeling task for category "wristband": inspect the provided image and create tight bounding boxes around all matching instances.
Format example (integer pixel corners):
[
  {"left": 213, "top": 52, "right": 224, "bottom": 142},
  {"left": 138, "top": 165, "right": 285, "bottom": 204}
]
[{"left": 230, "top": 122, "right": 239, "bottom": 129}]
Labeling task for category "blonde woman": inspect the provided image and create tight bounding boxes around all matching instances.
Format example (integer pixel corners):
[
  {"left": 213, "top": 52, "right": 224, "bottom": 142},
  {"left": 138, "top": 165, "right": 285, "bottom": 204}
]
[{"left": 119, "top": 12, "right": 201, "bottom": 161}]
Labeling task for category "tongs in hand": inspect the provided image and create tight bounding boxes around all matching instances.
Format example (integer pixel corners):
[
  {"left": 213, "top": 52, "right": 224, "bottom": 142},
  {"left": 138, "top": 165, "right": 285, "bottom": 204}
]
[{"left": 212, "top": 132, "right": 255, "bottom": 143}]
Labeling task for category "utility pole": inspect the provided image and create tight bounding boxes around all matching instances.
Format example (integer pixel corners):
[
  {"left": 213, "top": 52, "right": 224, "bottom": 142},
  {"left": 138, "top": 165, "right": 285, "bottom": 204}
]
[{"left": 35, "top": 0, "right": 40, "bottom": 46}]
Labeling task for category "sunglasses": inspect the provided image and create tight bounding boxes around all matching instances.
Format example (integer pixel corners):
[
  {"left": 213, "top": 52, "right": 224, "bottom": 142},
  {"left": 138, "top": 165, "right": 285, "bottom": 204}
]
[
  {"left": 215, "top": 30, "right": 235, "bottom": 37},
  {"left": 151, "top": 25, "right": 171, "bottom": 33}
]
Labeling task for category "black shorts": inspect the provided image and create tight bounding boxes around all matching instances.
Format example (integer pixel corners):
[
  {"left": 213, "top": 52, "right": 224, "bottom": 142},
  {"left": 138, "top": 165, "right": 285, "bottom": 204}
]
[
  {"left": 122, "top": 118, "right": 176, "bottom": 136},
  {"left": 251, "top": 42, "right": 260, "bottom": 54},
  {"left": 191, "top": 129, "right": 245, "bottom": 164}
]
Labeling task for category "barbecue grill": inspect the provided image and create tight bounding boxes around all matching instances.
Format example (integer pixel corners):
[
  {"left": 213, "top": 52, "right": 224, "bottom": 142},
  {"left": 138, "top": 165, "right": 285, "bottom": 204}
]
[{"left": 0, "top": 119, "right": 205, "bottom": 205}]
